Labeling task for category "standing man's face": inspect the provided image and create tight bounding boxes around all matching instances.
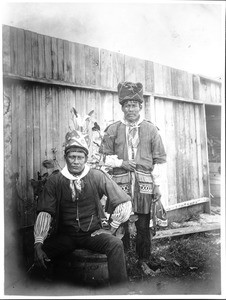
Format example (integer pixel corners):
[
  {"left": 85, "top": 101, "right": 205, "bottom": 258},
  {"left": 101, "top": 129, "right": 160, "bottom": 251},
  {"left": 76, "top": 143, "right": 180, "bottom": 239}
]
[
  {"left": 65, "top": 150, "right": 87, "bottom": 174},
  {"left": 121, "top": 100, "right": 142, "bottom": 123}
]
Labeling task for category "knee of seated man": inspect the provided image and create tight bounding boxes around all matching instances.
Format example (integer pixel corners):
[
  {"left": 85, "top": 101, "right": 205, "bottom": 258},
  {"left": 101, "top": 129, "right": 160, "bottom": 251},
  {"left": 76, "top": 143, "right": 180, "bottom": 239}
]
[{"left": 108, "top": 235, "right": 124, "bottom": 251}]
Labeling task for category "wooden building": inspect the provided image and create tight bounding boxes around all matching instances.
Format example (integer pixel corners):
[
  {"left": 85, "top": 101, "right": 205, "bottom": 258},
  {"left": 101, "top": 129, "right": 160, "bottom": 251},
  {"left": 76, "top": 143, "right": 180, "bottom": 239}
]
[{"left": 2, "top": 24, "right": 222, "bottom": 288}]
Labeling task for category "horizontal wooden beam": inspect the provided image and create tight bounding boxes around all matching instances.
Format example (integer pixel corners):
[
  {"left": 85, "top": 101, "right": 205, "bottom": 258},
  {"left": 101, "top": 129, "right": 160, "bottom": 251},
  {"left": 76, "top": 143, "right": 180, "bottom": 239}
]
[
  {"left": 154, "top": 93, "right": 206, "bottom": 105},
  {"left": 3, "top": 72, "right": 216, "bottom": 106},
  {"left": 165, "top": 197, "right": 210, "bottom": 212},
  {"left": 153, "top": 223, "right": 220, "bottom": 240},
  {"left": 3, "top": 72, "right": 118, "bottom": 94}
]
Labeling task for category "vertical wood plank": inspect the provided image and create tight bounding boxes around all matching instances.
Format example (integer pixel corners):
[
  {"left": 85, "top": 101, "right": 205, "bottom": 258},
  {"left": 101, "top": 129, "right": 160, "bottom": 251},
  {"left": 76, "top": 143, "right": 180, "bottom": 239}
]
[
  {"left": 18, "top": 84, "right": 27, "bottom": 225},
  {"left": 69, "top": 42, "right": 75, "bottom": 83},
  {"left": 25, "top": 30, "right": 32, "bottom": 77},
  {"left": 63, "top": 40, "right": 70, "bottom": 82},
  {"left": 85, "top": 45, "right": 100, "bottom": 86},
  {"left": 175, "top": 101, "right": 187, "bottom": 202},
  {"left": 145, "top": 60, "right": 154, "bottom": 93},
  {"left": 164, "top": 99, "right": 177, "bottom": 205},
  {"left": 45, "top": 87, "right": 53, "bottom": 163},
  {"left": 44, "top": 35, "right": 52, "bottom": 79},
  {"left": 153, "top": 63, "right": 164, "bottom": 95},
  {"left": 186, "top": 73, "right": 194, "bottom": 100},
  {"left": 193, "top": 75, "right": 200, "bottom": 100},
  {"left": 3, "top": 83, "right": 13, "bottom": 212},
  {"left": 189, "top": 104, "right": 199, "bottom": 199},
  {"left": 74, "top": 43, "right": 85, "bottom": 85},
  {"left": 51, "top": 37, "right": 58, "bottom": 80},
  {"left": 39, "top": 87, "right": 47, "bottom": 174},
  {"left": 25, "top": 85, "right": 34, "bottom": 224},
  {"left": 113, "top": 92, "right": 123, "bottom": 123},
  {"left": 100, "top": 49, "right": 113, "bottom": 88},
  {"left": 31, "top": 32, "right": 38, "bottom": 78},
  {"left": 170, "top": 68, "right": 178, "bottom": 98},
  {"left": 194, "top": 104, "right": 204, "bottom": 197},
  {"left": 10, "top": 27, "right": 18, "bottom": 75},
  {"left": 2, "top": 25, "right": 11, "bottom": 73},
  {"left": 125, "top": 55, "right": 145, "bottom": 84},
  {"left": 58, "top": 87, "right": 66, "bottom": 167},
  {"left": 183, "top": 103, "right": 191, "bottom": 200},
  {"left": 11, "top": 83, "right": 19, "bottom": 175},
  {"left": 199, "top": 104, "right": 210, "bottom": 197},
  {"left": 154, "top": 98, "right": 168, "bottom": 207},
  {"left": 162, "top": 65, "right": 172, "bottom": 96},
  {"left": 38, "top": 34, "right": 45, "bottom": 78},
  {"left": 57, "top": 39, "right": 64, "bottom": 81},
  {"left": 17, "top": 28, "right": 25, "bottom": 76},
  {"left": 100, "top": 49, "right": 124, "bottom": 89},
  {"left": 33, "top": 85, "right": 41, "bottom": 179}
]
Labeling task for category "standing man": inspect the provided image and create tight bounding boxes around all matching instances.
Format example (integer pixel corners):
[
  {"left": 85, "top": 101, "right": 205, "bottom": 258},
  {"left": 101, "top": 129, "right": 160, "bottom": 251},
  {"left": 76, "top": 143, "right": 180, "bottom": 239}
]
[
  {"left": 33, "top": 130, "right": 132, "bottom": 285},
  {"left": 99, "top": 81, "right": 166, "bottom": 266}
]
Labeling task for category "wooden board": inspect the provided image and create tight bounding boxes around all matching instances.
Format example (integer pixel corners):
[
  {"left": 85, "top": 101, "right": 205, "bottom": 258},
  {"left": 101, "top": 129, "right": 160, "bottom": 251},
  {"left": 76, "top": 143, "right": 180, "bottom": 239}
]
[
  {"left": 10, "top": 26, "right": 18, "bottom": 75},
  {"left": 125, "top": 55, "right": 145, "bottom": 84},
  {"left": 153, "top": 223, "right": 220, "bottom": 240},
  {"left": 163, "top": 99, "right": 177, "bottom": 205},
  {"left": 145, "top": 60, "right": 154, "bottom": 93},
  {"left": 38, "top": 34, "right": 45, "bottom": 79},
  {"left": 44, "top": 35, "right": 52, "bottom": 80},
  {"left": 17, "top": 28, "right": 25, "bottom": 76},
  {"left": 153, "top": 63, "right": 164, "bottom": 95},
  {"left": 25, "top": 30, "right": 32, "bottom": 77},
  {"left": 2, "top": 25, "right": 11, "bottom": 73},
  {"left": 85, "top": 45, "right": 100, "bottom": 86},
  {"left": 33, "top": 86, "right": 41, "bottom": 179},
  {"left": 63, "top": 40, "right": 70, "bottom": 83},
  {"left": 74, "top": 43, "right": 85, "bottom": 85},
  {"left": 57, "top": 38, "right": 64, "bottom": 81},
  {"left": 100, "top": 49, "right": 124, "bottom": 89},
  {"left": 31, "top": 32, "right": 39, "bottom": 78},
  {"left": 51, "top": 37, "right": 58, "bottom": 80},
  {"left": 25, "top": 85, "right": 34, "bottom": 224}
]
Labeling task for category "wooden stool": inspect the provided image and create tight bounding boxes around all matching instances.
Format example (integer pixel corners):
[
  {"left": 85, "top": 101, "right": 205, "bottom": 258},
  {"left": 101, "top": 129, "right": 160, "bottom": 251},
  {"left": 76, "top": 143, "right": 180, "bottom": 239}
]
[{"left": 55, "top": 249, "right": 109, "bottom": 285}]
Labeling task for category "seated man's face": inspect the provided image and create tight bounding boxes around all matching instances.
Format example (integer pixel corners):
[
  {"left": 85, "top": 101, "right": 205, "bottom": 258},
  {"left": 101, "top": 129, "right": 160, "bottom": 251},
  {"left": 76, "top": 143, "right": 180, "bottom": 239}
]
[
  {"left": 121, "top": 100, "right": 142, "bottom": 122},
  {"left": 65, "top": 150, "right": 87, "bottom": 174}
]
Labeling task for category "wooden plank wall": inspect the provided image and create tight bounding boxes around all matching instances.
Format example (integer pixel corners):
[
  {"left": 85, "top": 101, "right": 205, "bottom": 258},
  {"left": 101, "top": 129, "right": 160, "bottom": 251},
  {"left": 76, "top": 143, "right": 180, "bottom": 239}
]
[
  {"left": 153, "top": 98, "right": 209, "bottom": 206},
  {"left": 3, "top": 25, "right": 220, "bottom": 227}
]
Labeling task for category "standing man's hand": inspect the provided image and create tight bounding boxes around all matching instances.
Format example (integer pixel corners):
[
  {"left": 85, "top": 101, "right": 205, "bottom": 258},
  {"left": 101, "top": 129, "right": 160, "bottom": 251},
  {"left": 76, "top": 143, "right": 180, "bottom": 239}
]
[
  {"left": 153, "top": 185, "right": 161, "bottom": 201},
  {"left": 121, "top": 160, "right": 136, "bottom": 171},
  {"left": 34, "top": 243, "right": 51, "bottom": 269}
]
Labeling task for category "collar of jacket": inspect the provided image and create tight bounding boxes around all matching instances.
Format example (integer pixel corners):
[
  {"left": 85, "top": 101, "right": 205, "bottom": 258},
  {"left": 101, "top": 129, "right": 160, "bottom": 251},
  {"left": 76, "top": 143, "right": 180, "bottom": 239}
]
[
  {"left": 61, "top": 164, "right": 90, "bottom": 180},
  {"left": 121, "top": 116, "right": 144, "bottom": 127}
]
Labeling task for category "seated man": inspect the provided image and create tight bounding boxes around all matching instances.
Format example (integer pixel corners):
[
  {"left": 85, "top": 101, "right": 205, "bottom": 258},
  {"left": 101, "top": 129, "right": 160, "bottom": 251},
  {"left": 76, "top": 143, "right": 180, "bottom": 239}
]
[{"left": 33, "top": 130, "right": 132, "bottom": 285}]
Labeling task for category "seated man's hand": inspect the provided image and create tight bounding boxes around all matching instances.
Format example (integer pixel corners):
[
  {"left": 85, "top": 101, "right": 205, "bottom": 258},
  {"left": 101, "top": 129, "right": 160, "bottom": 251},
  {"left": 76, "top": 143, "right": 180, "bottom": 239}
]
[
  {"left": 91, "top": 227, "right": 117, "bottom": 237},
  {"left": 121, "top": 160, "right": 136, "bottom": 171},
  {"left": 34, "top": 242, "right": 51, "bottom": 269}
]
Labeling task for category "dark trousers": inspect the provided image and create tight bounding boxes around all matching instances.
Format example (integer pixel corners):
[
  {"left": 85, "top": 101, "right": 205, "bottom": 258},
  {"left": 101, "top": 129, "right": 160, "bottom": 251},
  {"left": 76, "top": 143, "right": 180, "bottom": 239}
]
[
  {"left": 42, "top": 230, "right": 128, "bottom": 285},
  {"left": 135, "top": 213, "right": 151, "bottom": 260},
  {"left": 122, "top": 213, "right": 151, "bottom": 260}
]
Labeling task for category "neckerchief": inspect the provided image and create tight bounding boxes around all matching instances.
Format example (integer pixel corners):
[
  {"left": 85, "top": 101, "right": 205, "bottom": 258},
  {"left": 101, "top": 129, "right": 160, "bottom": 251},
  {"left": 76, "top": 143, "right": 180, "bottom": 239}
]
[
  {"left": 121, "top": 116, "right": 144, "bottom": 160},
  {"left": 61, "top": 164, "right": 90, "bottom": 201}
]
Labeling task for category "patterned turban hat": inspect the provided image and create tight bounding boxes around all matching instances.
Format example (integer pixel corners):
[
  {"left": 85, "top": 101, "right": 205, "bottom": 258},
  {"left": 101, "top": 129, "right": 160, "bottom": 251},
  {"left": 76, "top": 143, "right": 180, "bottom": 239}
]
[
  {"left": 64, "top": 130, "right": 89, "bottom": 156},
  {"left": 117, "top": 81, "right": 143, "bottom": 105}
]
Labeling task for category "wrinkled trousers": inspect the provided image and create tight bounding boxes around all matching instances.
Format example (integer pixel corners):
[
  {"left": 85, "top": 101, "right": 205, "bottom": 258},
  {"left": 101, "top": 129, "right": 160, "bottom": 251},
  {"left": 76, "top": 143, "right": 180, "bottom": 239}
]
[{"left": 43, "top": 230, "right": 128, "bottom": 285}]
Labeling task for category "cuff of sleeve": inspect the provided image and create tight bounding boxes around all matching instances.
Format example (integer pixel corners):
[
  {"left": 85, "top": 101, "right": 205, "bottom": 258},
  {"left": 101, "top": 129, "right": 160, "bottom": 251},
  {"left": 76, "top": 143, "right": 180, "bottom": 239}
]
[
  {"left": 110, "top": 220, "right": 121, "bottom": 229},
  {"left": 34, "top": 237, "right": 44, "bottom": 244},
  {"left": 115, "top": 159, "right": 123, "bottom": 168}
]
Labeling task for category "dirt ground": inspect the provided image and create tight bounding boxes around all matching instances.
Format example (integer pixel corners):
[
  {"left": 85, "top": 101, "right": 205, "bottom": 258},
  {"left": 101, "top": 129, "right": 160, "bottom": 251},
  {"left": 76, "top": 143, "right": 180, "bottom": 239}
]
[{"left": 5, "top": 204, "right": 223, "bottom": 297}]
